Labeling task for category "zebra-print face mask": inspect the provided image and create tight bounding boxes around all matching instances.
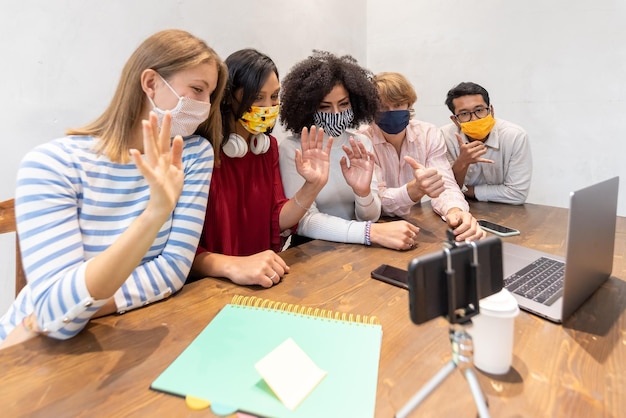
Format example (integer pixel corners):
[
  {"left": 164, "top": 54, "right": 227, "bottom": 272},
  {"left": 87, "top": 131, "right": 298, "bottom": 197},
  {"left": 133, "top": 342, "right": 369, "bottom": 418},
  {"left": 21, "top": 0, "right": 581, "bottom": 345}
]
[{"left": 313, "top": 108, "right": 354, "bottom": 138}]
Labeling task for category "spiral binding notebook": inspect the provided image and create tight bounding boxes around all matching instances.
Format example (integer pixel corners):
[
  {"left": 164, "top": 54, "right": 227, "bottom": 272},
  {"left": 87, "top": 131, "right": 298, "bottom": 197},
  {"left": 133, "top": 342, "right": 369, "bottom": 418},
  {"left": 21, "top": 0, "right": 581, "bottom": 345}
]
[{"left": 151, "top": 295, "right": 383, "bottom": 417}]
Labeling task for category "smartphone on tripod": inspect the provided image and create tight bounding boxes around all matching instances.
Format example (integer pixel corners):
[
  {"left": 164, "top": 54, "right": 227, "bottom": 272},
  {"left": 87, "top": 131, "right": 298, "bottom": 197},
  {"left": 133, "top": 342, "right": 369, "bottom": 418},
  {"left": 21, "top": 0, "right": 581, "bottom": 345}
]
[{"left": 407, "top": 235, "right": 504, "bottom": 325}]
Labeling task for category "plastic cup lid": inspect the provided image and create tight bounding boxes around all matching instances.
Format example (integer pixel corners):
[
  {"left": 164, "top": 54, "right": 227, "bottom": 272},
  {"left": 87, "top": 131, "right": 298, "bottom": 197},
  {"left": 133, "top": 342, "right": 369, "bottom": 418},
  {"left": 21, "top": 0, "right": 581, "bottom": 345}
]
[{"left": 478, "top": 288, "right": 519, "bottom": 317}]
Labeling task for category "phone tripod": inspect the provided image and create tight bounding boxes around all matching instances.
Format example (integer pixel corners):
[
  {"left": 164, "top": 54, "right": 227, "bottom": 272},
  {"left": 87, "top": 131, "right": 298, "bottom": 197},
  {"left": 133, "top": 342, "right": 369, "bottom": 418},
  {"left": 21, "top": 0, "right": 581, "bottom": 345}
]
[
  {"left": 395, "top": 323, "right": 490, "bottom": 418},
  {"left": 396, "top": 240, "right": 491, "bottom": 418}
]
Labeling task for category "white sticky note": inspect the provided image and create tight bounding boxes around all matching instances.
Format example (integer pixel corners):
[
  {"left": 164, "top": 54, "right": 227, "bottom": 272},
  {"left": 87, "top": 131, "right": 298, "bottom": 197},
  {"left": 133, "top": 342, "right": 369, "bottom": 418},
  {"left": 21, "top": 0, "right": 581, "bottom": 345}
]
[{"left": 254, "top": 337, "right": 327, "bottom": 410}]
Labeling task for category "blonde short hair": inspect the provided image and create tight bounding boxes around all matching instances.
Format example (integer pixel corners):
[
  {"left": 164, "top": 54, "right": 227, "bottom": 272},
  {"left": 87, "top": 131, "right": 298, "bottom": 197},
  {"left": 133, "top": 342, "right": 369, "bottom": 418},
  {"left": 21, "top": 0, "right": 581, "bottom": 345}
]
[{"left": 373, "top": 72, "right": 418, "bottom": 112}]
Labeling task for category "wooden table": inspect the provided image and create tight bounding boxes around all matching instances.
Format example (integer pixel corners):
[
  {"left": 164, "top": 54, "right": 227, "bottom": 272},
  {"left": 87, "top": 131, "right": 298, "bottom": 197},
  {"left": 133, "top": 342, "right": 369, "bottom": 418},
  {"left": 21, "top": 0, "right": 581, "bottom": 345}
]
[{"left": 1, "top": 201, "right": 624, "bottom": 417}]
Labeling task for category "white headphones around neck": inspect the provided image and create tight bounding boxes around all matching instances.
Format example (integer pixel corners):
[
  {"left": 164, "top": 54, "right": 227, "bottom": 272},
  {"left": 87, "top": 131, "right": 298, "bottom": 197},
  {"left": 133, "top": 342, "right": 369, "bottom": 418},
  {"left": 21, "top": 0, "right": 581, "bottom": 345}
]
[{"left": 222, "top": 133, "right": 270, "bottom": 158}]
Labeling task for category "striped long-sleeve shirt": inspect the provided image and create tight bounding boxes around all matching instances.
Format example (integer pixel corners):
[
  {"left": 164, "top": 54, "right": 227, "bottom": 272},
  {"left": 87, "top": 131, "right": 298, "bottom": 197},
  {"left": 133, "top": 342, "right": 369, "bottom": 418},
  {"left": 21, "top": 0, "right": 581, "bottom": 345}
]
[{"left": 0, "top": 135, "right": 213, "bottom": 342}]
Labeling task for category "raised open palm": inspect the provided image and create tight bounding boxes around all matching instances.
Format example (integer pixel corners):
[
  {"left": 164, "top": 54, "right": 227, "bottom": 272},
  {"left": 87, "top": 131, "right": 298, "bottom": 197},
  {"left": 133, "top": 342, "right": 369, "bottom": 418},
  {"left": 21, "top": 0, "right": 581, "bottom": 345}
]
[
  {"left": 295, "top": 126, "right": 332, "bottom": 187},
  {"left": 340, "top": 137, "right": 375, "bottom": 197},
  {"left": 130, "top": 111, "right": 184, "bottom": 220}
]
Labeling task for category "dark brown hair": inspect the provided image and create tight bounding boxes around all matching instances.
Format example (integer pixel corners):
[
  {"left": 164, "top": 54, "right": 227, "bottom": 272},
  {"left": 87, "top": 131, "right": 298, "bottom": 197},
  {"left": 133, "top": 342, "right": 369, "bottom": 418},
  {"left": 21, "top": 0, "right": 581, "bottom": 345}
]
[{"left": 280, "top": 50, "right": 379, "bottom": 133}]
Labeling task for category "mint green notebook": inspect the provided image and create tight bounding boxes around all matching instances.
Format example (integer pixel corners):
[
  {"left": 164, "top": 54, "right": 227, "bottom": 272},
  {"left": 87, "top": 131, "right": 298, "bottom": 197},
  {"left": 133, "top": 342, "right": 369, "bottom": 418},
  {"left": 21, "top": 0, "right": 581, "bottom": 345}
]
[{"left": 151, "top": 295, "right": 383, "bottom": 417}]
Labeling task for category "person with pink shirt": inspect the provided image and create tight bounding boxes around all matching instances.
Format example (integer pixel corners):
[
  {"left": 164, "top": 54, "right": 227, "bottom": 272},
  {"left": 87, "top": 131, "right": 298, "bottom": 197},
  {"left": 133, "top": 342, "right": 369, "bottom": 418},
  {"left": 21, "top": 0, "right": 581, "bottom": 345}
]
[{"left": 359, "top": 72, "right": 484, "bottom": 242}]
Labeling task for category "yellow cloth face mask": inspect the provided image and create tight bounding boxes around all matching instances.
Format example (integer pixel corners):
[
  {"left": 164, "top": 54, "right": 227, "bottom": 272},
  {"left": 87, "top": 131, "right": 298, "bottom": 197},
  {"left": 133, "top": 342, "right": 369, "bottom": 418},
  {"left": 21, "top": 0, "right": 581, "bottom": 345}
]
[
  {"left": 239, "top": 105, "right": 280, "bottom": 135},
  {"left": 460, "top": 114, "right": 496, "bottom": 140}
]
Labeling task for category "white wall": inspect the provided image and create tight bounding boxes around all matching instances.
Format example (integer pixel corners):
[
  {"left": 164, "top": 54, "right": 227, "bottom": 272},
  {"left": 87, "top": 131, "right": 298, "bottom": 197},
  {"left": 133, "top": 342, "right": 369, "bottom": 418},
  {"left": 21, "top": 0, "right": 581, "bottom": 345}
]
[
  {"left": 366, "top": 0, "right": 626, "bottom": 214},
  {"left": 0, "top": 0, "right": 365, "bottom": 313}
]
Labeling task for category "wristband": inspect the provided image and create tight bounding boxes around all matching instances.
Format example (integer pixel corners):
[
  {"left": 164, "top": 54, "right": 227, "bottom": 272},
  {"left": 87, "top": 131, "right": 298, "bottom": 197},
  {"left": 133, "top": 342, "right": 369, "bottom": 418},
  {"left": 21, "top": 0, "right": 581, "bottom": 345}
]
[
  {"left": 293, "top": 192, "right": 311, "bottom": 211},
  {"left": 365, "top": 221, "right": 372, "bottom": 246}
]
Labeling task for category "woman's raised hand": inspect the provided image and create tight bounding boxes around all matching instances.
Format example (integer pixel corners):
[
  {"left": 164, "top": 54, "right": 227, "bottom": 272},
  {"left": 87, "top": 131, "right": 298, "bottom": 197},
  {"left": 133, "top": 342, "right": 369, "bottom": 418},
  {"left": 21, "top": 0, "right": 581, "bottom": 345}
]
[
  {"left": 130, "top": 111, "right": 184, "bottom": 221},
  {"left": 295, "top": 126, "right": 332, "bottom": 188},
  {"left": 340, "top": 136, "right": 376, "bottom": 197}
]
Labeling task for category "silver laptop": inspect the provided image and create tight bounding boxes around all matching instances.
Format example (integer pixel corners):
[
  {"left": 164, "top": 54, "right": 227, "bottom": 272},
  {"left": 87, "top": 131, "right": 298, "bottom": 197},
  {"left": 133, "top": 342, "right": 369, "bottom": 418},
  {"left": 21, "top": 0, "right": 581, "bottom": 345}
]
[{"left": 502, "top": 176, "right": 619, "bottom": 323}]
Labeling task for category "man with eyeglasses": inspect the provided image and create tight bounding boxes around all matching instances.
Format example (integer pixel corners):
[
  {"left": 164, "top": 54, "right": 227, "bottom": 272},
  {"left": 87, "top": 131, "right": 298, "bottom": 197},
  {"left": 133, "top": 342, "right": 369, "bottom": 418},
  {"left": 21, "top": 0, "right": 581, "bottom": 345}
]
[{"left": 441, "top": 82, "right": 532, "bottom": 204}]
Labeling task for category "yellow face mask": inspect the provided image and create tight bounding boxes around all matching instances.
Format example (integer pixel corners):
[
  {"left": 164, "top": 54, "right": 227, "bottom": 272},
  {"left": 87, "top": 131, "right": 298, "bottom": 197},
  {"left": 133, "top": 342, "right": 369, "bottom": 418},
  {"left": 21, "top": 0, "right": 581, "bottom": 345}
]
[
  {"left": 239, "top": 105, "right": 280, "bottom": 135},
  {"left": 460, "top": 114, "right": 496, "bottom": 141}
]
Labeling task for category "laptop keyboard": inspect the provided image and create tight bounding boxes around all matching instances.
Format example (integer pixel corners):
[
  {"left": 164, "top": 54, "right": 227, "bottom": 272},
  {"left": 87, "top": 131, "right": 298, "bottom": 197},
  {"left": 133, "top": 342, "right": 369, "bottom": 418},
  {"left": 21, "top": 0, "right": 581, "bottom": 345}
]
[{"left": 504, "top": 257, "right": 565, "bottom": 306}]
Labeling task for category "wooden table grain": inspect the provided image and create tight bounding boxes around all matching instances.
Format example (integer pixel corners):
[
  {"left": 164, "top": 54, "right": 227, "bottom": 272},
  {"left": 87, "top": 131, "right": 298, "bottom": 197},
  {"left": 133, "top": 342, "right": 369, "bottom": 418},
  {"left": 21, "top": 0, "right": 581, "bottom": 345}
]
[{"left": 1, "top": 201, "right": 624, "bottom": 417}]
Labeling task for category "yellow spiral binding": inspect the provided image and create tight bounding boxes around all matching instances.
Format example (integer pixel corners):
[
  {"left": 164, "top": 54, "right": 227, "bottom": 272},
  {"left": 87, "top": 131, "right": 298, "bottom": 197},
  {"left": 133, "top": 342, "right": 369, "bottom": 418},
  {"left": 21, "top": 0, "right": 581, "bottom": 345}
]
[{"left": 230, "top": 295, "right": 380, "bottom": 325}]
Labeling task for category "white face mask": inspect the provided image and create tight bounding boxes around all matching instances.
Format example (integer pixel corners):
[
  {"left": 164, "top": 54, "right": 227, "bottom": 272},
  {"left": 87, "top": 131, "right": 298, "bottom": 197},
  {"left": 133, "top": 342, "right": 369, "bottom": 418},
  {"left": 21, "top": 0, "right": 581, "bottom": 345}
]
[{"left": 148, "top": 75, "right": 211, "bottom": 137}]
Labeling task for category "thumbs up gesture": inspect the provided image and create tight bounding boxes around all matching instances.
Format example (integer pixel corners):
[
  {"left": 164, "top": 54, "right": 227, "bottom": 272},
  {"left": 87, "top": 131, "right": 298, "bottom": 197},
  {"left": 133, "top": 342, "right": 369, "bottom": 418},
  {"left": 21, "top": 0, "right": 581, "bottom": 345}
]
[{"left": 404, "top": 155, "right": 445, "bottom": 199}]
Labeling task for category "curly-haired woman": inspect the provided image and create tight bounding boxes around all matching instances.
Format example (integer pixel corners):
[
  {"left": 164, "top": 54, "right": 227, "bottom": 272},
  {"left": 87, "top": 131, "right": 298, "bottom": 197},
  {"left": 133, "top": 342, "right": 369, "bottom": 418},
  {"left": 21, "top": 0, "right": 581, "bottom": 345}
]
[{"left": 279, "top": 51, "right": 420, "bottom": 250}]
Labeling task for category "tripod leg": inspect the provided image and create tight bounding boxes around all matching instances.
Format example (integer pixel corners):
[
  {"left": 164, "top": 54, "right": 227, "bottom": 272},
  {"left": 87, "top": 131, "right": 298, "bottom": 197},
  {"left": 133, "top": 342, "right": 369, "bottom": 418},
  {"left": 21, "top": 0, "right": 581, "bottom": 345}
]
[
  {"left": 395, "top": 361, "right": 456, "bottom": 418},
  {"left": 464, "top": 368, "right": 491, "bottom": 418}
]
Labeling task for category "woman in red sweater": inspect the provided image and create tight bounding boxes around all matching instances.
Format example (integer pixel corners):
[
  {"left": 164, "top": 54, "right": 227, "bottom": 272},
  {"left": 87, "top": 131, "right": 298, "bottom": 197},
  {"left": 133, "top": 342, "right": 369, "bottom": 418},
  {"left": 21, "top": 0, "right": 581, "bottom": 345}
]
[{"left": 192, "top": 49, "right": 331, "bottom": 287}]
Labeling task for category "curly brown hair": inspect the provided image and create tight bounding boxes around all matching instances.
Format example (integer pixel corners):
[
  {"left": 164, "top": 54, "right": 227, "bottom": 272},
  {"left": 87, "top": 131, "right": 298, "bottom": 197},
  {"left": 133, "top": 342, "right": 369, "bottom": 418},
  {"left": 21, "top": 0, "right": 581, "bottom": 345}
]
[{"left": 280, "top": 50, "right": 380, "bottom": 134}]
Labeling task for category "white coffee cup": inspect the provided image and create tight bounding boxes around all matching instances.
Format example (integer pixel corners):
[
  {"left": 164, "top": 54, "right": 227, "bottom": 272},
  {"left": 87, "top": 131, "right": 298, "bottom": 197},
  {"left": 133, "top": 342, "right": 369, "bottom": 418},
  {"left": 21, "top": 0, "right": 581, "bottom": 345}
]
[{"left": 467, "top": 288, "right": 519, "bottom": 375}]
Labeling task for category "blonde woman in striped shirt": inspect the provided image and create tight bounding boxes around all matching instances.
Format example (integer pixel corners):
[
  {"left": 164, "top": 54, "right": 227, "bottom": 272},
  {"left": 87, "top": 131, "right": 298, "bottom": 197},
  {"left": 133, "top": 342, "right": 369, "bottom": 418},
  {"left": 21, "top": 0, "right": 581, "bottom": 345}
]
[{"left": 0, "top": 29, "right": 227, "bottom": 349}]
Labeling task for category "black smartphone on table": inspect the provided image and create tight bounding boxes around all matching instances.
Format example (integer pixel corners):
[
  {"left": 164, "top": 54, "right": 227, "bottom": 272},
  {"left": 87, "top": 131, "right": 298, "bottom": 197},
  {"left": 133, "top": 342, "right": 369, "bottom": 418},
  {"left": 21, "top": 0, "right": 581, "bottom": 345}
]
[
  {"left": 477, "top": 219, "right": 520, "bottom": 237},
  {"left": 371, "top": 264, "right": 409, "bottom": 290}
]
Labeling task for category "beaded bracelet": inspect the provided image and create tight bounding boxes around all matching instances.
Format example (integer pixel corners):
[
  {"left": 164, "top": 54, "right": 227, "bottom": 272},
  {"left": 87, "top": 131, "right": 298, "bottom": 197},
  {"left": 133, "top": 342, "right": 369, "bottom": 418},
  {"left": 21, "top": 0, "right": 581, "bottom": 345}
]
[
  {"left": 365, "top": 221, "right": 372, "bottom": 246},
  {"left": 293, "top": 192, "right": 311, "bottom": 211}
]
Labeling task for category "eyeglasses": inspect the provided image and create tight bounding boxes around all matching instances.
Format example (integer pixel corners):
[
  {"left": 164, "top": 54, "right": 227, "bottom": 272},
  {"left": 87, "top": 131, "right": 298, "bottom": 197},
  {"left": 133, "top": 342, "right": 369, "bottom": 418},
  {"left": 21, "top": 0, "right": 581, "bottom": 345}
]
[{"left": 454, "top": 107, "right": 490, "bottom": 123}]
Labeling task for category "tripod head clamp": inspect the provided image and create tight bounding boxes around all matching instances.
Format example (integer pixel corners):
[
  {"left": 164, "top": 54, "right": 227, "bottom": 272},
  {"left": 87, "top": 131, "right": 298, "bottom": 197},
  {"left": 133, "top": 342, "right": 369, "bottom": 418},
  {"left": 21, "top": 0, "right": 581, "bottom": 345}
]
[{"left": 442, "top": 232, "right": 481, "bottom": 325}]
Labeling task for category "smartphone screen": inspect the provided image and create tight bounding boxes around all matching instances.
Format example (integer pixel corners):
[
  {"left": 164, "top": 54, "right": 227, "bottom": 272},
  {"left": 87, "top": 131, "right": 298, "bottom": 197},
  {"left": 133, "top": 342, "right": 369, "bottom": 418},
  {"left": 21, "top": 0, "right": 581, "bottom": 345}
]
[
  {"left": 478, "top": 219, "right": 520, "bottom": 237},
  {"left": 371, "top": 264, "right": 409, "bottom": 289}
]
